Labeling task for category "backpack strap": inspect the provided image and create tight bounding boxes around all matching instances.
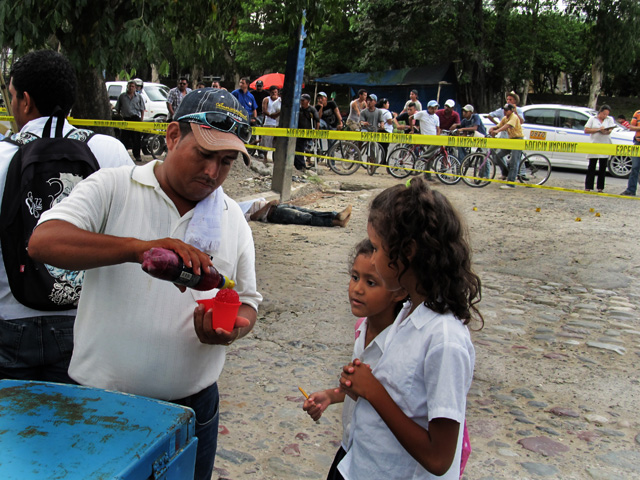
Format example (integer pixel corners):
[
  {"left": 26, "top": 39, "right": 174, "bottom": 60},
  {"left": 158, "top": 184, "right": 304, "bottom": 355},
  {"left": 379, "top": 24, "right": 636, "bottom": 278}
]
[
  {"left": 3, "top": 131, "right": 40, "bottom": 146},
  {"left": 65, "top": 128, "right": 96, "bottom": 143},
  {"left": 41, "top": 107, "right": 66, "bottom": 139}
]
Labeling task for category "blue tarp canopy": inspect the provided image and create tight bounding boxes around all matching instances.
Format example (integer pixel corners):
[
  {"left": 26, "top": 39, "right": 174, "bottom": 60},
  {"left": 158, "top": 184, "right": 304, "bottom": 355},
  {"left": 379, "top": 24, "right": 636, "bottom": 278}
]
[
  {"left": 314, "top": 64, "right": 456, "bottom": 87},
  {"left": 313, "top": 64, "right": 458, "bottom": 113}
]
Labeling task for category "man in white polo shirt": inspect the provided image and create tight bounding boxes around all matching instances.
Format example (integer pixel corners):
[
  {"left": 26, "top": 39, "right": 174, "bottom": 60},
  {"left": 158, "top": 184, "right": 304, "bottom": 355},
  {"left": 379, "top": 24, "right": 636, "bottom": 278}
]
[{"left": 29, "top": 88, "right": 262, "bottom": 480}]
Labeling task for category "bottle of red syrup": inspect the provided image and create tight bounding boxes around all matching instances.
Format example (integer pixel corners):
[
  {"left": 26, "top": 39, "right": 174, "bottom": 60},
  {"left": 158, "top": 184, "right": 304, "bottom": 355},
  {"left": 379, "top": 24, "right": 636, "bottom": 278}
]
[{"left": 141, "top": 247, "right": 235, "bottom": 290}]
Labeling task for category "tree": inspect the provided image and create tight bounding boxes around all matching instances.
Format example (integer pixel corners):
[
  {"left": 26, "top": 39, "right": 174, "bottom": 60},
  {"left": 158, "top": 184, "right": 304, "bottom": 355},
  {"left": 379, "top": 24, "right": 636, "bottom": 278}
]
[
  {"left": 0, "top": 0, "right": 238, "bottom": 123},
  {"left": 566, "top": 0, "right": 640, "bottom": 107}
]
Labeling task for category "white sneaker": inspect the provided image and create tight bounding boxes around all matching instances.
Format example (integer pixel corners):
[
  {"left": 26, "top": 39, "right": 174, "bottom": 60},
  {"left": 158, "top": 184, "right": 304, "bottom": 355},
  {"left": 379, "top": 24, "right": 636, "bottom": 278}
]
[{"left": 500, "top": 185, "right": 515, "bottom": 190}]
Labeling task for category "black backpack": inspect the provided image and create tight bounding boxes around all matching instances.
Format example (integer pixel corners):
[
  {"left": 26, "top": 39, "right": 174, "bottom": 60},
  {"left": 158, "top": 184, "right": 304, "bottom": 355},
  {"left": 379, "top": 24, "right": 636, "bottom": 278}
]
[{"left": 0, "top": 113, "right": 99, "bottom": 310}]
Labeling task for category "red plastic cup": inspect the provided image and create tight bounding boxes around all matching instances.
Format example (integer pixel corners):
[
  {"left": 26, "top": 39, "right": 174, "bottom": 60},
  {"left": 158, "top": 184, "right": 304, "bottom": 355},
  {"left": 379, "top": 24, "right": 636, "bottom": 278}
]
[
  {"left": 196, "top": 298, "right": 215, "bottom": 311},
  {"left": 210, "top": 298, "right": 241, "bottom": 332}
]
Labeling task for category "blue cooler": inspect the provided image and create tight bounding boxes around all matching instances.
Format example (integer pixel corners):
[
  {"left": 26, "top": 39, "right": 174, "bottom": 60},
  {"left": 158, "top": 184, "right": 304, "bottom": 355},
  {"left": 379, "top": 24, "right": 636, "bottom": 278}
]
[{"left": 0, "top": 380, "right": 197, "bottom": 479}]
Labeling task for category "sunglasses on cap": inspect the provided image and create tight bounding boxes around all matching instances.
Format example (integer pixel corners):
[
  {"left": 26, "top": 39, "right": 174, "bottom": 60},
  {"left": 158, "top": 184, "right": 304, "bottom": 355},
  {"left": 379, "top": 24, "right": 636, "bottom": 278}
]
[{"left": 177, "top": 111, "right": 252, "bottom": 143}]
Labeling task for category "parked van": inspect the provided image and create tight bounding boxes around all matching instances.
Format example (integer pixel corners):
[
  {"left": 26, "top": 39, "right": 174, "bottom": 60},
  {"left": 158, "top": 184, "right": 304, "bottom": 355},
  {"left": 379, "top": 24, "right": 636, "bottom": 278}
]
[{"left": 106, "top": 81, "right": 170, "bottom": 121}]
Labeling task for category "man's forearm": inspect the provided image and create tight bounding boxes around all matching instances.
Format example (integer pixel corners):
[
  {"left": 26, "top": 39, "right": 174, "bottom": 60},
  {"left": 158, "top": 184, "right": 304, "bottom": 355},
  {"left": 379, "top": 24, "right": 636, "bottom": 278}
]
[{"left": 29, "top": 220, "right": 144, "bottom": 270}]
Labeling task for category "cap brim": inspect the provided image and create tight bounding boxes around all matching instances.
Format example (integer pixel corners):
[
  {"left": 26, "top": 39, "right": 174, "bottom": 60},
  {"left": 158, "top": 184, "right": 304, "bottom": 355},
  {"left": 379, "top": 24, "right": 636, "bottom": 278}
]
[{"left": 190, "top": 123, "right": 251, "bottom": 166}]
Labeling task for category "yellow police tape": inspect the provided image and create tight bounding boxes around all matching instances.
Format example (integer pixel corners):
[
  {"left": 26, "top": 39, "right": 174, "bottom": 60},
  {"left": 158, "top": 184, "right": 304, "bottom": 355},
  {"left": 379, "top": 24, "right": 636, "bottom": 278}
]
[
  {"left": 1, "top": 115, "right": 633, "bottom": 157},
  {"left": 253, "top": 127, "right": 635, "bottom": 157},
  {"left": 296, "top": 151, "right": 640, "bottom": 200},
  {"left": 0, "top": 115, "right": 636, "bottom": 199}
]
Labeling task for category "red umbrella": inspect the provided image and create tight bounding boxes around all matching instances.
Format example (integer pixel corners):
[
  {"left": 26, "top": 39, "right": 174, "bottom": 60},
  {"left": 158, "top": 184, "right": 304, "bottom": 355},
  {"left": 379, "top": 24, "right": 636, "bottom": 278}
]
[{"left": 249, "top": 73, "right": 303, "bottom": 90}]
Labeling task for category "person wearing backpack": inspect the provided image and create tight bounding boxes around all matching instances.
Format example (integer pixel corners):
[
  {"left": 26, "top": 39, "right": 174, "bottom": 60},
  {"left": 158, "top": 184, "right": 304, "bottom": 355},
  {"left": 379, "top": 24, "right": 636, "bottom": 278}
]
[{"left": 0, "top": 50, "right": 131, "bottom": 383}]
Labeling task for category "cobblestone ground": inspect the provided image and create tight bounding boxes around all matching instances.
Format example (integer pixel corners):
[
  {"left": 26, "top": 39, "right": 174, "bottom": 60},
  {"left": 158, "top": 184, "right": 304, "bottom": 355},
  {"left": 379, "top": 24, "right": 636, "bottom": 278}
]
[{"left": 214, "top": 165, "right": 640, "bottom": 480}]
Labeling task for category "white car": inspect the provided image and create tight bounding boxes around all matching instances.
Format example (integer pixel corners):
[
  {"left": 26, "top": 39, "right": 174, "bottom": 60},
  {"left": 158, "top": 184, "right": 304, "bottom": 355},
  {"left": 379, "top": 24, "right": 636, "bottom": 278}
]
[
  {"left": 482, "top": 104, "right": 635, "bottom": 178},
  {"left": 106, "top": 81, "right": 170, "bottom": 122}
]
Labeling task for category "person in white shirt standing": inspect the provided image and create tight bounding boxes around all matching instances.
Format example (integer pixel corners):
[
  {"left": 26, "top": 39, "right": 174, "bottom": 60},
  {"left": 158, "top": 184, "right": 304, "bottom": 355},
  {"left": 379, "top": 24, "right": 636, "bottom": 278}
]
[
  {"left": 411, "top": 100, "right": 441, "bottom": 181},
  {"left": 260, "top": 85, "right": 281, "bottom": 161},
  {"left": 0, "top": 49, "right": 131, "bottom": 384},
  {"left": 584, "top": 104, "right": 615, "bottom": 193}
]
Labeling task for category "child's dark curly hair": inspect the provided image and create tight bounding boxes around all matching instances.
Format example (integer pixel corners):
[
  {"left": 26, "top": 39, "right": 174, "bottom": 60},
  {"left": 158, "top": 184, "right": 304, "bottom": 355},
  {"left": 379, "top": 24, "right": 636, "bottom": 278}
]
[{"left": 368, "top": 178, "right": 483, "bottom": 327}]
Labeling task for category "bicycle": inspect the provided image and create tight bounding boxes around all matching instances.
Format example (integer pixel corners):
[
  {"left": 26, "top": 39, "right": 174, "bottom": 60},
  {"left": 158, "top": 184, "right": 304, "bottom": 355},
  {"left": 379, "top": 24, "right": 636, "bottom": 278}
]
[
  {"left": 306, "top": 136, "right": 362, "bottom": 175},
  {"left": 387, "top": 141, "right": 461, "bottom": 185},
  {"left": 460, "top": 143, "right": 552, "bottom": 187},
  {"left": 361, "top": 140, "right": 386, "bottom": 175}
]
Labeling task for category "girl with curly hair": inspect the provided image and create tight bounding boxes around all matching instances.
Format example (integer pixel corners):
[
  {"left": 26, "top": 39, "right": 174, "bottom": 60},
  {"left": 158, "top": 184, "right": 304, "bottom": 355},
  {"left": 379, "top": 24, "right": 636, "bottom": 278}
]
[{"left": 336, "top": 177, "right": 482, "bottom": 480}]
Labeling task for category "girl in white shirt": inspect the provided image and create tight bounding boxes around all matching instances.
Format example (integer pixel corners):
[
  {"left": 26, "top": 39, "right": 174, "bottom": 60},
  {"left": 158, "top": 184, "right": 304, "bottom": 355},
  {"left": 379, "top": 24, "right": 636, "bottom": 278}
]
[
  {"left": 337, "top": 177, "right": 482, "bottom": 480},
  {"left": 302, "top": 239, "right": 406, "bottom": 480}
]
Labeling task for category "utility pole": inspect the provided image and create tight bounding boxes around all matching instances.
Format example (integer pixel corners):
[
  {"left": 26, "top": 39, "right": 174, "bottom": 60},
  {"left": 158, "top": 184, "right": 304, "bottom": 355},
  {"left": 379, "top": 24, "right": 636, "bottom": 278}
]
[{"left": 271, "top": 12, "right": 306, "bottom": 201}]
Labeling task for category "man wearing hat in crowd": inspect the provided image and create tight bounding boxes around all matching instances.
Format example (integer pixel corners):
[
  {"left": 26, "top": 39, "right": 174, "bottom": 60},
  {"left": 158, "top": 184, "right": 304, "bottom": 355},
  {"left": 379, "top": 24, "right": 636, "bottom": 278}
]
[
  {"left": 359, "top": 93, "right": 384, "bottom": 133},
  {"left": 250, "top": 80, "right": 269, "bottom": 121},
  {"left": 488, "top": 91, "right": 524, "bottom": 130},
  {"left": 28, "top": 88, "right": 263, "bottom": 480},
  {"left": 295, "top": 93, "right": 320, "bottom": 170},
  {"left": 489, "top": 103, "right": 525, "bottom": 189},
  {"left": 452, "top": 104, "right": 487, "bottom": 162},
  {"left": 435, "top": 99, "right": 461, "bottom": 131},
  {"left": 315, "top": 91, "right": 343, "bottom": 131}
]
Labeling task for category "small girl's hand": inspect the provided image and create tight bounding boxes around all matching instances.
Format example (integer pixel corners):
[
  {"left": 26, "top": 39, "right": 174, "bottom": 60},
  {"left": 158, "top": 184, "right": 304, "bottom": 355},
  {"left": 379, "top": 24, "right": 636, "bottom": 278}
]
[
  {"left": 303, "top": 390, "right": 331, "bottom": 422},
  {"left": 339, "top": 359, "right": 376, "bottom": 400}
]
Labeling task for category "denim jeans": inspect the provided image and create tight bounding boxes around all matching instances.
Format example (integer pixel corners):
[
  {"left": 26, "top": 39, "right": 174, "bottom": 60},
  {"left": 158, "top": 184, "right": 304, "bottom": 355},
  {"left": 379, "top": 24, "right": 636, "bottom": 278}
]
[
  {"left": 173, "top": 382, "right": 220, "bottom": 480},
  {"left": 625, "top": 138, "right": 640, "bottom": 194},
  {"left": 507, "top": 149, "right": 522, "bottom": 182},
  {"left": 269, "top": 204, "right": 336, "bottom": 227},
  {"left": 0, "top": 315, "right": 75, "bottom": 383},
  {"left": 495, "top": 149, "right": 522, "bottom": 182}
]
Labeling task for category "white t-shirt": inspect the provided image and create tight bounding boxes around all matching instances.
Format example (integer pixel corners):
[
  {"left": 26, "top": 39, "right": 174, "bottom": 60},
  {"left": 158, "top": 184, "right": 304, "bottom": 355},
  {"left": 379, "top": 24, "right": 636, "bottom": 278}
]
[
  {"left": 38, "top": 161, "right": 262, "bottom": 400},
  {"left": 413, "top": 110, "right": 440, "bottom": 136},
  {"left": 264, "top": 97, "right": 281, "bottom": 127},
  {"left": 380, "top": 109, "right": 393, "bottom": 134},
  {"left": 338, "top": 302, "right": 475, "bottom": 480},
  {"left": 0, "top": 117, "right": 132, "bottom": 320},
  {"left": 585, "top": 115, "right": 615, "bottom": 159},
  {"left": 341, "top": 318, "right": 391, "bottom": 449}
]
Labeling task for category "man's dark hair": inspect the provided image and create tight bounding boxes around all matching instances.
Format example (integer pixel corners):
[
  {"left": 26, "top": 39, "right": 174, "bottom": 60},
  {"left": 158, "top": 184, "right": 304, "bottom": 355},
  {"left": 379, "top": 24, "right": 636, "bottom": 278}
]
[
  {"left": 357, "top": 89, "right": 367, "bottom": 96},
  {"left": 407, "top": 102, "right": 417, "bottom": 109},
  {"left": 268, "top": 85, "right": 278, "bottom": 92},
  {"left": 10, "top": 50, "right": 77, "bottom": 117},
  {"left": 240, "top": 77, "right": 250, "bottom": 84},
  {"left": 599, "top": 104, "right": 611, "bottom": 113},
  {"left": 178, "top": 76, "right": 188, "bottom": 83}
]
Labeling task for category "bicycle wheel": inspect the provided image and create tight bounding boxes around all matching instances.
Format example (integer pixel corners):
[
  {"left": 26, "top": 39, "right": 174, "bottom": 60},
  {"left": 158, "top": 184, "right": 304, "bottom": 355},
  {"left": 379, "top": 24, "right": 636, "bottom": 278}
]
[
  {"left": 387, "top": 147, "right": 416, "bottom": 179},
  {"left": 366, "top": 142, "right": 385, "bottom": 176},
  {"left": 149, "top": 134, "right": 167, "bottom": 159},
  {"left": 519, "top": 153, "right": 551, "bottom": 185},
  {"left": 433, "top": 153, "right": 462, "bottom": 185},
  {"left": 412, "top": 155, "right": 428, "bottom": 176},
  {"left": 461, "top": 153, "right": 496, "bottom": 188},
  {"left": 327, "top": 141, "right": 361, "bottom": 175}
]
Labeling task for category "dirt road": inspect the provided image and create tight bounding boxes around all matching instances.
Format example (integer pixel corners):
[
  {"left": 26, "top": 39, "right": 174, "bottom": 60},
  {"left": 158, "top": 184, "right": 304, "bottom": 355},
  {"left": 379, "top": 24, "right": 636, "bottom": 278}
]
[{"left": 214, "top": 159, "right": 640, "bottom": 480}]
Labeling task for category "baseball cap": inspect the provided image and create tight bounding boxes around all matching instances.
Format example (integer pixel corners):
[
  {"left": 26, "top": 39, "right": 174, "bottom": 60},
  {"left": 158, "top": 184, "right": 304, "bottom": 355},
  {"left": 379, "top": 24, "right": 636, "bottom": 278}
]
[
  {"left": 174, "top": 88, "right": 251, "bottom": 166},
  {"left": 301, "top": 93, "right": 311, "bottom": 101},
  {"left": 318, "top": 92, "right": 327, "bottom": 97},
  {"left": 256, "top": 80, "right": 263, "bottom": 87},
  {"left": 503, "top": 103, "right": 515, "bottom": 111},
  {"left": 444, "top": 99, "right": 455, "bottom": 108},
  {"left": 427, "top": 100, "right": 439, "bottom": 108},
  {"left": 368, "top": 93, "right": 378, "bottom": 101},
  {"left": 462, "top": 104, "right": 474, "bottom": 112}
]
